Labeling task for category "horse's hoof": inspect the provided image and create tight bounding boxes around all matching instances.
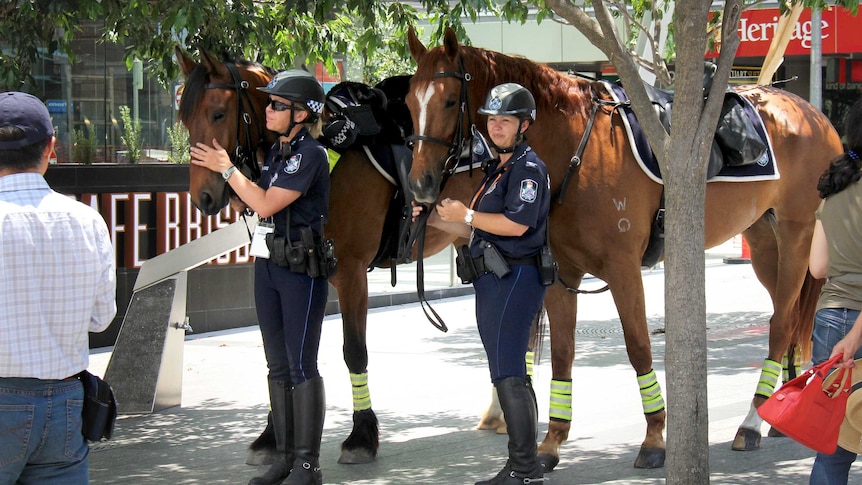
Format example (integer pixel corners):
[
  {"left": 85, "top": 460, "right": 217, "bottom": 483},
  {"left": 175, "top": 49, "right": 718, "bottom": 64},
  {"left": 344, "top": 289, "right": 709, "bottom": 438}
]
[
  {"left": 633, "top": 445, "right": 665, "bottom": 469},
  {"left": 731, "top": 427, "right": 761, "bottom": 451},
  {"left": 767, "top": 426, "right": 785, "bottom": 438},
  {"left": 476, "top": 416, "right": 505, "bottom": 432},
  {"left": 538, "top": 453, "right": 560, "bottom": 472},
  {"left": 338, "top": 448, "right": 376, "bottom": 464},
  {"left": 246, "top": 448, "right": 278, "bottom": 466}
]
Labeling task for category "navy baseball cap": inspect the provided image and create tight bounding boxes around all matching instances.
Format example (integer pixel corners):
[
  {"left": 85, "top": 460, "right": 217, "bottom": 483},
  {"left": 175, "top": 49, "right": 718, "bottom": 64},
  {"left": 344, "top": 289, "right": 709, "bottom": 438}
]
[{"left": 0, "top": 91, "right": 55, "bottom": 149}]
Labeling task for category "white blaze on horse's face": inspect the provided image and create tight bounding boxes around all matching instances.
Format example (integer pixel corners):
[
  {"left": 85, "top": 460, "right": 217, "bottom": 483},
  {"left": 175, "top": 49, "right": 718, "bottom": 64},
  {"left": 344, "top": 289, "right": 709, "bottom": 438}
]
[{"left": 412, "top": 81, "right": 437, "bottom": 157}]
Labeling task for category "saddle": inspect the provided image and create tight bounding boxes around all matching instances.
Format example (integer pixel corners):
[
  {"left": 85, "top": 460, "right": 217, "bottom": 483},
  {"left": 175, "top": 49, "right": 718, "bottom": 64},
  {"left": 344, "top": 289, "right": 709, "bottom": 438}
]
[
  {"left": 321, "top": 77, "right": 417, "bottom": 283},
  {"left": 633, "top": 62, "right": 767, "bottom": 177}
]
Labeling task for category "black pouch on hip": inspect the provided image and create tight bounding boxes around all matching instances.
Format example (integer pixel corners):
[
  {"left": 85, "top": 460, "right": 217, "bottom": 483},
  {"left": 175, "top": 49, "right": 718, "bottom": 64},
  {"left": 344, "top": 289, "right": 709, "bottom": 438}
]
[
  {"left": 455, "top": 244, "right": 479, "bottom": 284},
  {"left": 300, "top": 227, "right": 320, "bottom": 278},
  {"left": 538, "top": 245, "right": 558, "bottom": 286},
  {"left": 480, "top": 241, "right": 511, "bottom": 278}
]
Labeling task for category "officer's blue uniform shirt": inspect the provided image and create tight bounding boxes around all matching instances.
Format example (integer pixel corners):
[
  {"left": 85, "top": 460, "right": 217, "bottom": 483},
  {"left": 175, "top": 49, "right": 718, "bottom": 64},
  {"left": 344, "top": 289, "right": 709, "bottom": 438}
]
[
  {"left": 257, "top": 128, "right": 330, "bottom": 241},
  {"left": 469, "top": 143, "right": 550, "bottom": 259}
]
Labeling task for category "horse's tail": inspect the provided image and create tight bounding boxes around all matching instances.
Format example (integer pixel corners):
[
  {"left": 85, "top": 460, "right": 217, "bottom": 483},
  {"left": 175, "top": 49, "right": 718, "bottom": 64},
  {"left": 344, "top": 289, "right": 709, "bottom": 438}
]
[
  {"left": 529, "top": 306, "right": 547, "bottom": 365},
  {"left": 791, "top": 271, "right": 825, "bottom": 364}
]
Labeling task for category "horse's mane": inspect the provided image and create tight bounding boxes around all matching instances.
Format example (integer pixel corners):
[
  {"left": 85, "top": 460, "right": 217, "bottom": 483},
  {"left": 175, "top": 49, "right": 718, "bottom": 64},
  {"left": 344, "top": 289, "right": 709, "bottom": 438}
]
[
  {"left": 415, "top": 44, "right": 593, "bottom": 120},
  {"left": 178, "top": 56, "right": 276, "bottom": 123}
]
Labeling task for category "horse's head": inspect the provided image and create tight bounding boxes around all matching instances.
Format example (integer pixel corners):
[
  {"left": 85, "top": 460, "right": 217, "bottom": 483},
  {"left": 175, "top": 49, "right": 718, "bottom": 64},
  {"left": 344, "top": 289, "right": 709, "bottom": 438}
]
[
  {"left": 405, "top": 27, "right": 477, "bottom": 204},
  {"left": 175, "top": 47, "right": 274, "bottom": 215}
]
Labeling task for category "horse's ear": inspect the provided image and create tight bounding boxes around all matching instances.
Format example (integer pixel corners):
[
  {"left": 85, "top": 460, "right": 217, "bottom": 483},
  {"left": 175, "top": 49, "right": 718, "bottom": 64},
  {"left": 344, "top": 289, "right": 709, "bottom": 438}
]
[
  {"left": 407, "top": 26, "right": 426, "bottom": 63},
  {"left": 443, "top": 27, "right": 460, "bottom": 60},
  {"left": 200, "top": 50, "right": 229, "bottom": 78},
  {"left": 175, "top": 46, "right": 197, "bottom": 78}
]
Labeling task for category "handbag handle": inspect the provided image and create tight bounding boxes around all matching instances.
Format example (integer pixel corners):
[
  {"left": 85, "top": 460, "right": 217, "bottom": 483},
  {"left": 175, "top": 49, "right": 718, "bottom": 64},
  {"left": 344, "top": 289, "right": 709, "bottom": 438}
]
[{"left": 817, "top": 354, "right": 853, "bottom": 399}]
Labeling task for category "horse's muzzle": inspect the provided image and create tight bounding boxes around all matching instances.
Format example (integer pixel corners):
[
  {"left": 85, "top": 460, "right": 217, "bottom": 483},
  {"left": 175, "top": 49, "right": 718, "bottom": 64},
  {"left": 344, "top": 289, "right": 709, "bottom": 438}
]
[{"left": 408, "top": 172, "right": 440, "bottom": 204}]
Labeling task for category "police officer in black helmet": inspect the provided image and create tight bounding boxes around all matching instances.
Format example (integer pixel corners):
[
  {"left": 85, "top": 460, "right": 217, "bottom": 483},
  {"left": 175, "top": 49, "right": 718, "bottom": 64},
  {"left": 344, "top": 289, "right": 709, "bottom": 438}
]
[
  {"left": 413, "top": 83, "right": 550, "bottom": 484},
  {"left": 191, "top": 69, "right": 330, "bottom": 485}
]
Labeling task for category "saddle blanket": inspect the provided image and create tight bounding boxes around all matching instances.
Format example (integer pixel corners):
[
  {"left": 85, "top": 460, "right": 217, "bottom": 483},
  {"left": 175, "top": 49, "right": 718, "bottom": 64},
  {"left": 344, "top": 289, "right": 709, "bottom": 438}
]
[{"left": 602, "top": 81, "right": 780, "bottom": 184}]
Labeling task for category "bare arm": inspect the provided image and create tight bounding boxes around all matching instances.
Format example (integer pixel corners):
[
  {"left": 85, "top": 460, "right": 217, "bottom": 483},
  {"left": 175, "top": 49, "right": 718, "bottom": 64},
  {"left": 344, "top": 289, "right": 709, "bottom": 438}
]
[
  {"left": 809, "top": 220, "right": 829, "bottom": 279},
  {"left": 830, "top": 311, "right": 862, "bottom": 368}
]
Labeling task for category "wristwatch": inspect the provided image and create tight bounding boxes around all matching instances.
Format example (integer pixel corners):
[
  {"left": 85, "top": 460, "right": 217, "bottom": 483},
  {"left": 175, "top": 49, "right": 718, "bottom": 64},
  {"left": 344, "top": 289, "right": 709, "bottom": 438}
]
[
  {"left": 222, "top": 165, "right": 238, "bottom": 181},
  {"left": 464, "top": 209, "right": 474, "bottom": 226}
]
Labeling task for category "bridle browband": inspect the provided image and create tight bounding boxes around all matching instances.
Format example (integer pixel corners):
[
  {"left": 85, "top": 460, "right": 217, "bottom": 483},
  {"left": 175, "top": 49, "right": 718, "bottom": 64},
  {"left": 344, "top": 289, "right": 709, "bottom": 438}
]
[
  {"left": 406, "top": 57, "right": 474, "bottom": 186},
  {"left": 204, "top": 62, "right": 267, "bottom": 184}
]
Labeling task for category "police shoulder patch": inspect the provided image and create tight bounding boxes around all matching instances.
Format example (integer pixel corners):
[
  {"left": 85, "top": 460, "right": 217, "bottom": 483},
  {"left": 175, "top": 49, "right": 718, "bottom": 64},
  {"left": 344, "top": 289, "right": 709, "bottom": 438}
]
[
  {"left": 284, "top": 154, "right": 302, "bottom": 174},
  {"left": 519, "top": 179, "right": 538, "bottom": 202}
]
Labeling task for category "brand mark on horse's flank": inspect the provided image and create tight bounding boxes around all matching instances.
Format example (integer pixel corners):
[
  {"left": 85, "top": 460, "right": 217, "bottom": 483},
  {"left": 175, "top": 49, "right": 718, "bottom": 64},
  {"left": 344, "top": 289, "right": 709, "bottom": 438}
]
[
  {"left": 613, "top": 197, "right": 627, "bottom": 211},
  {"left": 618, "top": 218, "right": 631, "bottom": 233}
]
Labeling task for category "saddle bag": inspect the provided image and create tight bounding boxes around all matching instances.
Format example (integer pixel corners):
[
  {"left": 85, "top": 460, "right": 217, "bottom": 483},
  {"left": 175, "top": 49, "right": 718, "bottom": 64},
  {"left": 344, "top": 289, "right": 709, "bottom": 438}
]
[
  {"left": 78, "top": 370, "right": 118, "bottom": 442},
  {"left": 715, "top": 95, "right": 767, "bottom": 167}
]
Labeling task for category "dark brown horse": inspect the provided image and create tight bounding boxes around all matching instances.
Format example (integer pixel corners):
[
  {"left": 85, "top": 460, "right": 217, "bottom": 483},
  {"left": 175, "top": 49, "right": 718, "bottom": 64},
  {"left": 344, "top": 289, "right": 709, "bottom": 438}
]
[
  {"left": 175, "top": 48, "right": 481, "bottom": 464},
  {"left": 405, "top": 27, "right": 841, "bottom": 470}
]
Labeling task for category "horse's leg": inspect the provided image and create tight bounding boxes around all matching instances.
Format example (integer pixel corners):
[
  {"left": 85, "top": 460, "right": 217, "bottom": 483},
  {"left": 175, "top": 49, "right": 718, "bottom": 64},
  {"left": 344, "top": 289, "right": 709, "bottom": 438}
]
[
  {"left": 731, "top": 216, "right": 778, "bottom": 450},
  {"left": 331, "top": 257, "right": 379, "bottom": 464},
  {"left": 733, "top": 214, "right": 814, "bottom": 451},
  {"left": 537, "top": 281, "right": 578, "bottom": 472},
  {"left": 607, "top": 262, "right": 666, "bottom": 469}
]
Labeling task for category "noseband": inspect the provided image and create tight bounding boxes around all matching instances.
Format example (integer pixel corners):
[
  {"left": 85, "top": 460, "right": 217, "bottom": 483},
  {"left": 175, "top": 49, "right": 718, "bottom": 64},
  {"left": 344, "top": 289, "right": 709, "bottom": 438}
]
[
  {"left": 406, "top": 57, "right": 473, "bottom": 182},
  {"left": 204, "top": 62, "right": 266, "bottom": 183}
]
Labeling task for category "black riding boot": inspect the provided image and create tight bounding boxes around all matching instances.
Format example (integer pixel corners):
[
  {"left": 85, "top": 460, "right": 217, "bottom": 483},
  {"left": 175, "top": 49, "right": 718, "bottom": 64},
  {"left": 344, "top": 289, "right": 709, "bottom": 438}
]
[
  {"left": 476, "top": 376, "right": 545, "bottom": 485},
  {"left": 283, "top": 376, "right": 325, "bottom": 485},
  {"left": 249, "top": 380, "right": 294, "bottom": 485}
]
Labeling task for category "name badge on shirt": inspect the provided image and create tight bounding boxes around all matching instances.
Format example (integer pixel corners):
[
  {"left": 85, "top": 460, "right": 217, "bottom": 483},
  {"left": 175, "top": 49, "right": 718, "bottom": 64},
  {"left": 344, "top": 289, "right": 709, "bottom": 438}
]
[{"left": 250, "top": 222, "right": 275, "bottom": 259}]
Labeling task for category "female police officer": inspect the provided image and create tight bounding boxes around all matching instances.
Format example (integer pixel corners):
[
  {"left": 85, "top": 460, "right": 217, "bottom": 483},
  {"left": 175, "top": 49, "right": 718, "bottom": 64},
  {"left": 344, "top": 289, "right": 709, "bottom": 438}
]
[
  {"left": 191, "top": 69, "right": 330, "bottom": 485},
  {"left": 413, "top": 83, "right": 550, "bottom": 484}
]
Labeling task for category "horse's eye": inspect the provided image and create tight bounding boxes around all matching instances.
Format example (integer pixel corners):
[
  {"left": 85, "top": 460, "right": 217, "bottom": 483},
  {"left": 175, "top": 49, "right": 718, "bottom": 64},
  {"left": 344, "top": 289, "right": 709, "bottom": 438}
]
[
  {"left": 212, "top": 111, "right": 226, "bottom": 122},
  {"left": 445, "top": 98, "right": 457, "bottom": 109}
]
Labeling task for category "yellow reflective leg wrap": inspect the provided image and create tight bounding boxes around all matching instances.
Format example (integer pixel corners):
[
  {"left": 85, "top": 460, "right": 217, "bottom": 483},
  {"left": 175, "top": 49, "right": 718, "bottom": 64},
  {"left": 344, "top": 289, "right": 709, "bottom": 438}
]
[
  {"left": 350, "top": 372, "right": 372, "bottom": 411},
  {"left": 638, "top": 370, "right": 665, "bottom": 415},
  {"left": 549, "top": 379, "right": 572, "bottom": 422},
  {"left": 756, "top": 358, "right": 782, "bottom": 399},
  {"left": 526, "top": 351, "right": 535, "bottom": 378},
  {"left": 781, "top": 351, "right": 802, "bottom": 383}
]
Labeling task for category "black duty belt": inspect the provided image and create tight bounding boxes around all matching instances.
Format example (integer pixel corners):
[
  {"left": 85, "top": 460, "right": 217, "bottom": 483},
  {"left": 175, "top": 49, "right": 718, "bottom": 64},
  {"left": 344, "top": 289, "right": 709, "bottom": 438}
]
[{"left": 472, "top": 254, "right": 536, "bottom": 275}]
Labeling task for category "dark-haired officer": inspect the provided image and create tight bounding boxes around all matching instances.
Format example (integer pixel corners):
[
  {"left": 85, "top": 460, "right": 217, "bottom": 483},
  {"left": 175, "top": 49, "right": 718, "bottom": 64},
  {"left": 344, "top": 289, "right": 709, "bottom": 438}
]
[
  {"left": 413, "top": 82, "right": 550, "bottom": 484},
  {"left": 191, "top": 69, "right": 330, "bottom": 485}
]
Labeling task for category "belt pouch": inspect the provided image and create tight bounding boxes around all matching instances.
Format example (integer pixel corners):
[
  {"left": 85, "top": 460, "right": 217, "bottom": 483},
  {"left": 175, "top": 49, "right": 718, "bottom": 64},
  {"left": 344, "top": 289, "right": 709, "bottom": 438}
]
[
  {"left": 300, "top": 227, "right": 320, "bottom": 278},
  {"left": 538, "top": 245, "right": 558, "bottom": 286},
  {"left": 455, "top": 244, "right": 479, "bottom": 284}
]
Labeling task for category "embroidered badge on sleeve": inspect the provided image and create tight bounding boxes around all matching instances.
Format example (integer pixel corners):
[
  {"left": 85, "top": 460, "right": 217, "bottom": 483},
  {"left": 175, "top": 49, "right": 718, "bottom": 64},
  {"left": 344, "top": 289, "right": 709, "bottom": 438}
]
[
  {"left": 519, "top": 179, "right": 537, "bottom": 202},
  {"left": 284, "top": 154, "right": 302, "bottom": 174}
]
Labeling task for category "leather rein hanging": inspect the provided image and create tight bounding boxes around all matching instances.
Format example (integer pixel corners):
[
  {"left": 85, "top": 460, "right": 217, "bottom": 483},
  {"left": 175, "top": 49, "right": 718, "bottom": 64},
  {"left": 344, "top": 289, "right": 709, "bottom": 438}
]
[{"left": 406, "top": 59, "right": 474, "bottom": 333}]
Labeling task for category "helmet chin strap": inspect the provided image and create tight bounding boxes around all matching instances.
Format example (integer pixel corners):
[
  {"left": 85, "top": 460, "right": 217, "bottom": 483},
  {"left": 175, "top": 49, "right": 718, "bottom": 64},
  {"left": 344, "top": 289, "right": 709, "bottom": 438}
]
[
  {"left": 277, "top": 105, "right": 301, "bottom": 157},
  {"left": 489, "top": 131, "right": 525, "bottom": 154}
]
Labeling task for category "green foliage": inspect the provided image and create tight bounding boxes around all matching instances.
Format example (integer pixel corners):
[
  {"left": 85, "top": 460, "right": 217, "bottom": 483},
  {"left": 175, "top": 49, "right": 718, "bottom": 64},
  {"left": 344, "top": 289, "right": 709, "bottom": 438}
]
[
  {"left": 118, "top": 106, "right": 142, "bottom": 164},
  {"left": 2, "top": 0, "right": 861, "bottom": 90},
  {"left": 71, "top": 127, "right": 97, "bottom": 165},
  {"left": 167, "top": 121, "right": 190, "bottom": 164}
]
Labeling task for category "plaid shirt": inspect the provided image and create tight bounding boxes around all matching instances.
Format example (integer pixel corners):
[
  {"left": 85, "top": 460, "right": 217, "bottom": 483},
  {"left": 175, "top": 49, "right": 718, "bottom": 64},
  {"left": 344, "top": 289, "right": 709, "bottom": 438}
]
[{"left": 0, "top": 172, "right": 116, "bottom": 379}]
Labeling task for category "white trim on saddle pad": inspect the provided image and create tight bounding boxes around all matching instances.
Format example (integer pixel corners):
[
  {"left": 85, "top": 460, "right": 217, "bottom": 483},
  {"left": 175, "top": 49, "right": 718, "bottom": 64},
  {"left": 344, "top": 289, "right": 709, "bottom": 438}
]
[{"left": 600, "top": 81, "right": 780, "bottom": 185}]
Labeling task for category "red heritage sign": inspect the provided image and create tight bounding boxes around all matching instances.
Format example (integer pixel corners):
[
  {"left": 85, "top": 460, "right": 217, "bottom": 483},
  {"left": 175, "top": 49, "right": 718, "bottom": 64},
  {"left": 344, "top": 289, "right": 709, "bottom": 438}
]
[{"left": 708, "top": 7, "right": 862, "bottom": 58}]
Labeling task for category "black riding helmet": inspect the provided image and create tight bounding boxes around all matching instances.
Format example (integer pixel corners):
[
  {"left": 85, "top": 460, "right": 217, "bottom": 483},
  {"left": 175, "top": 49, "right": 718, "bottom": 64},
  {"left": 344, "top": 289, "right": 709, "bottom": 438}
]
[
  {"left": 258, "top": 69, "right": 325, "bottom": 122},
  {"left": 477, "top": 83, "right": 536, "bottom": 123},
  {"left": 477, "top": 83, "right": 536, "bottom": 153}
]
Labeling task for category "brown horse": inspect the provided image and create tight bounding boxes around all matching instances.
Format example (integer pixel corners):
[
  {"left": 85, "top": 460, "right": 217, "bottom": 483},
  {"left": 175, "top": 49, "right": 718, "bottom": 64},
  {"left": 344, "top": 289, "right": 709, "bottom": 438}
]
[
  {"left": 405, "top": 27, "right": 841, "bottom": 470},
  {"left": 175, "top": 48, "right": 481, "bottom": 464}
]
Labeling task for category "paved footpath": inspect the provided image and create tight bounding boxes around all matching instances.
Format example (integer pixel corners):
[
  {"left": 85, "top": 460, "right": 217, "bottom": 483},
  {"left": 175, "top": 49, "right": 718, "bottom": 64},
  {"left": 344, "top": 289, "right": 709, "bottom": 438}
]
[{"left": 87, "top": 253, "right": 852, "bottom": 484}]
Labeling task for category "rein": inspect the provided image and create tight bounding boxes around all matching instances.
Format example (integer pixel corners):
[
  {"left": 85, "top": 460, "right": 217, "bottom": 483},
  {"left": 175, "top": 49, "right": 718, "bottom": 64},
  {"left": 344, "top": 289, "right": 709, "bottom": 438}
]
[{"left": 204, "top": 62, "right": 267, "bottom": 185}]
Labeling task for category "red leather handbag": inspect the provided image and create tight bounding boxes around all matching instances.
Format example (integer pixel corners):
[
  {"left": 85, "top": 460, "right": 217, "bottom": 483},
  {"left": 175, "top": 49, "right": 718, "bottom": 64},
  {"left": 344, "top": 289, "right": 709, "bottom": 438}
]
[{"left": 757, "top": 354, "right": 852, "bottom": 454}]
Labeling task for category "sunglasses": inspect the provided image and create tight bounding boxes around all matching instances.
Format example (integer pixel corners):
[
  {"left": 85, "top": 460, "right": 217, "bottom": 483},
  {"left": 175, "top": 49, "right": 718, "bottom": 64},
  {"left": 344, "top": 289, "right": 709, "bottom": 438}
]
[{"left": 267, "top": 99, "right": 295, "bottom": 112}]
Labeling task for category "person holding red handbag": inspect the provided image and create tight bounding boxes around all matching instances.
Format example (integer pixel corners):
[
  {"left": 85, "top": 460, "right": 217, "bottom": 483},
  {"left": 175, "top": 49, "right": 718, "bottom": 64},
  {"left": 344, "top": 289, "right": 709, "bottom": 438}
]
[{"left": 808, "top": 98, "right": 862, "bottom": 484}]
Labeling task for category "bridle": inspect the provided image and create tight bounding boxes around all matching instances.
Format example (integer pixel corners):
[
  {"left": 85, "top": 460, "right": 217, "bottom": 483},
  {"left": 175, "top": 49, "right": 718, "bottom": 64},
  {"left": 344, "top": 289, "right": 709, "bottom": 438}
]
[
  {"left": 203, "top": 62, "right": 268, "bottom": 184},
  {"left": 406, "top": 57, "right": 474, "bottom": 187}
]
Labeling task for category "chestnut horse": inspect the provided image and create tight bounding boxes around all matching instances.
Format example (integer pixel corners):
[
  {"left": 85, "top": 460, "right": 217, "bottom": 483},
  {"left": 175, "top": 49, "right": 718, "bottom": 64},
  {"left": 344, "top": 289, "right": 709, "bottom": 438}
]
[
  {"left": 405, "top": 27, "right": 841, "bottom": 470},
  {"left": 175, "top": 48, "right": 482, "bottom": 464}
]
